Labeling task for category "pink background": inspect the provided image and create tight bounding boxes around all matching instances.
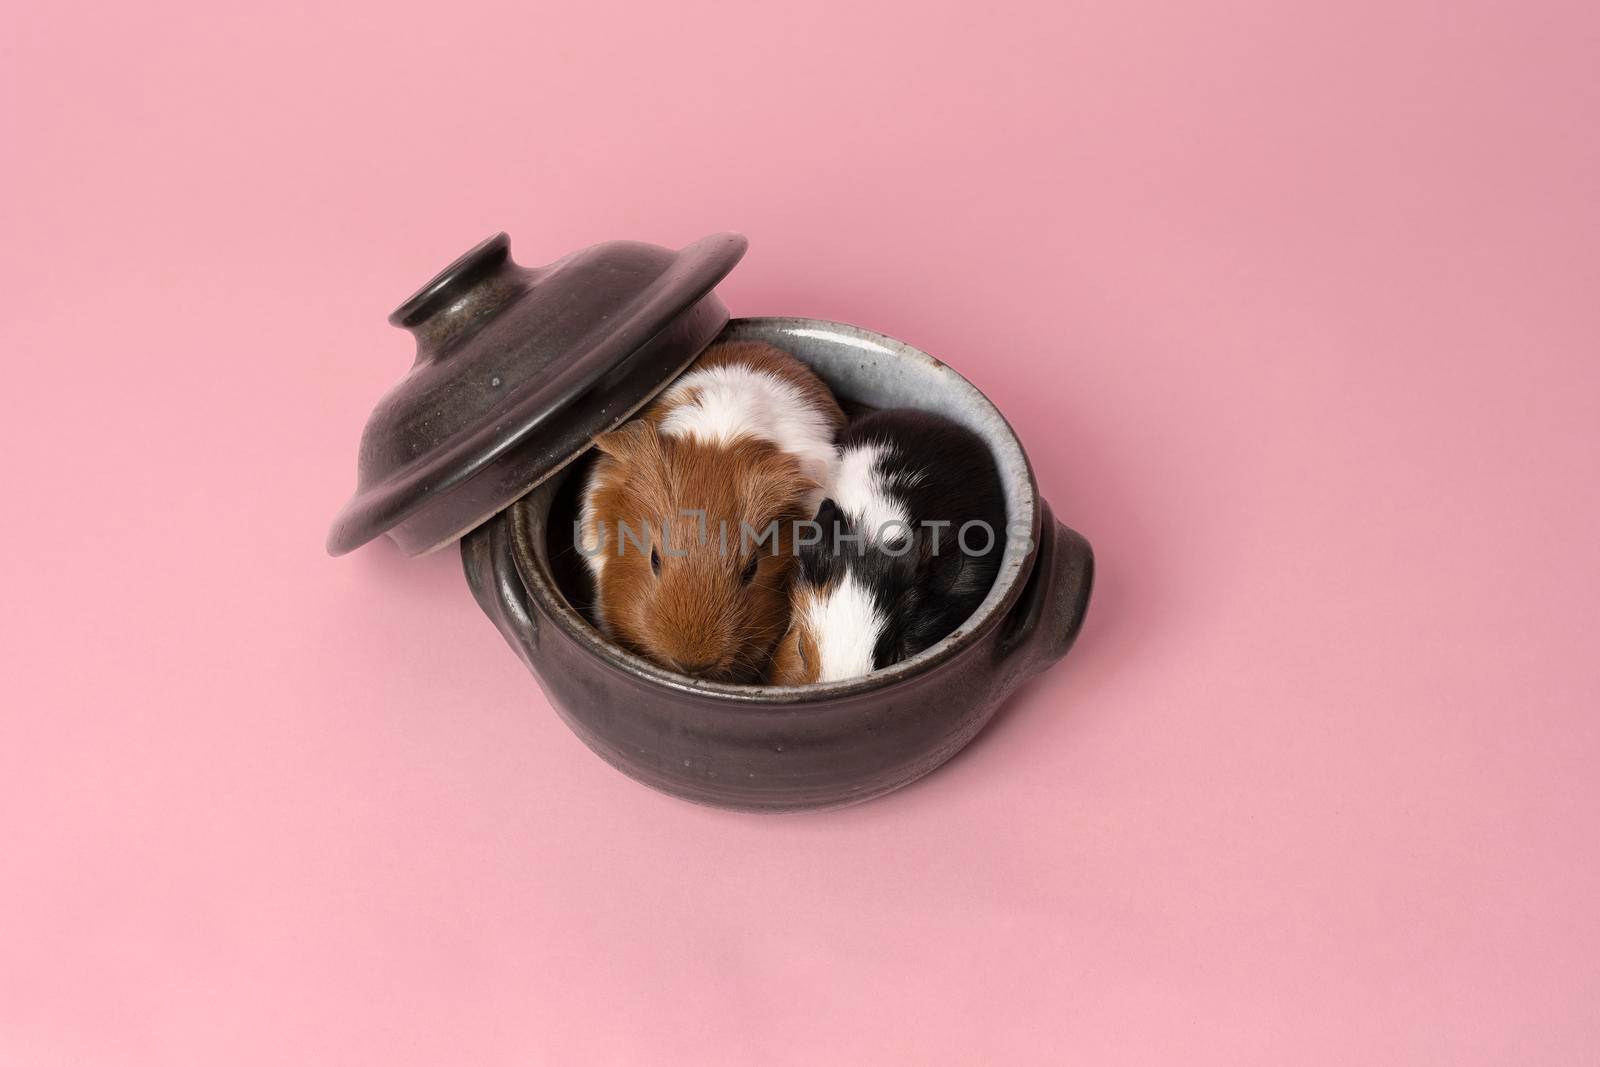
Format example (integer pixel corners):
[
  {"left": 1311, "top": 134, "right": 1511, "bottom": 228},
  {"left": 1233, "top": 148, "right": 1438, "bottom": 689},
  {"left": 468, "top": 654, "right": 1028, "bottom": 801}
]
[{"left": 4, "top": 0, "right": 1598, "bottom": 1063}]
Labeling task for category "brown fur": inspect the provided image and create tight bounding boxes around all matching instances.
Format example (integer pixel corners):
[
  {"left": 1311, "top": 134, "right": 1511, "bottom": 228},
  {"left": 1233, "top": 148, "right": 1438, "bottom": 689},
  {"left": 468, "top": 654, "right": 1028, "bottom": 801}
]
[
  {"left": 586, "top": 341, "right": 845, "bottom": 680},
  {"left": 769, "top": 598, "right": 826, "bottom": 686}
]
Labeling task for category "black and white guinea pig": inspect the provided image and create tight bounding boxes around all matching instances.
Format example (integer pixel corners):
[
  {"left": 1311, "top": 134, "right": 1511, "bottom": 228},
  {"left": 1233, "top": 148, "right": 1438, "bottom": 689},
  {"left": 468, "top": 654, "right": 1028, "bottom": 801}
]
[{"left": 770, "top": 409, "right": 1007, "bottom": 685}]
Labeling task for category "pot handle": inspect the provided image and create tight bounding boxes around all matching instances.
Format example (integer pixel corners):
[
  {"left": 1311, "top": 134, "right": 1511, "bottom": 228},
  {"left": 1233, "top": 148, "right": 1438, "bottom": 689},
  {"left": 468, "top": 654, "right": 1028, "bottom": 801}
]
[{"left": 997, "top": 499, "right": 1094, "bottom": 677}]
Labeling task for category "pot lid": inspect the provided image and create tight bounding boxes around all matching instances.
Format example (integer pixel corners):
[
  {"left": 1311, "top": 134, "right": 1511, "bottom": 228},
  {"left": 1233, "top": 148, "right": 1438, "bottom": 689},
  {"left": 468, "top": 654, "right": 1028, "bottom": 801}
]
[{"left": 327, "top": 231, "right": 747, "bottom": 556}]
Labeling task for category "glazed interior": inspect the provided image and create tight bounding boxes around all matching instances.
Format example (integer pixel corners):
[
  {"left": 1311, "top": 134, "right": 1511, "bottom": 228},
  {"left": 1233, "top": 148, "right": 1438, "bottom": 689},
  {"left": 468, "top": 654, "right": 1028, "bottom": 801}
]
[{"left": 518, "top": 317, "right": 1039, "bottom": 697}]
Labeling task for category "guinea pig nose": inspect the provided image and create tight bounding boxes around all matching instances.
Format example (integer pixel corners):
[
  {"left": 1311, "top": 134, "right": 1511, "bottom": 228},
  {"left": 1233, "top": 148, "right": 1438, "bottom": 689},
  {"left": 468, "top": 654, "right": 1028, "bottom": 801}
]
[{"left": 673, "top": 657, "right": 719, "bottom": 675}]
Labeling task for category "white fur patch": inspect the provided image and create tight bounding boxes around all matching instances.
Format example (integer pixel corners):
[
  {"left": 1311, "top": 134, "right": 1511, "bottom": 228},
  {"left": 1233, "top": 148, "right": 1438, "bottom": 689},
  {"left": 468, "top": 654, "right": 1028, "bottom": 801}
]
[
  {"left": 799, "top": 572, "right": 885, "bottom": 682},
  {"left": 658, "top": 362, "right": 838, "bottom": 510},
  {"left": 578, "top": 487, "right": 606, "bottom": 581},
  {"left": 831, "top": 442, "right": 911, "bottom": 547}
]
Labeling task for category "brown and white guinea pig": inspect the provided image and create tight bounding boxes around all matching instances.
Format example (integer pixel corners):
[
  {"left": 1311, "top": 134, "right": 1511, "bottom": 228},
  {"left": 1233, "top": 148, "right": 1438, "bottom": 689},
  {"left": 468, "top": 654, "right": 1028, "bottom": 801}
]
[
  {"left": 579, "top": 341, "right": 845, "bottom": 682},
  {"left": 770, "top": 409, "right": 1007, "bottom": 686}
]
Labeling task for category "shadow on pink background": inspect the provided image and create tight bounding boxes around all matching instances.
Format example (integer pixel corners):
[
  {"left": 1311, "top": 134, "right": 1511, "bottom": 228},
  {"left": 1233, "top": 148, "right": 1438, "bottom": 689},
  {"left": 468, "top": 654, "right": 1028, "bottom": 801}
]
[{"left": 2, "top": 0, "right": 1597, "bottom": 1063}]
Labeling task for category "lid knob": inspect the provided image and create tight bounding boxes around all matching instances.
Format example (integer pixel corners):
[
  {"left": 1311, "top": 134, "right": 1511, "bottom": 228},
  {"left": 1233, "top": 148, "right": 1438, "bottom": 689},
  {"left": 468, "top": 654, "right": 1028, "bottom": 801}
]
[{"left": 388, "top": 232, "right": 535, "bottom": 364}]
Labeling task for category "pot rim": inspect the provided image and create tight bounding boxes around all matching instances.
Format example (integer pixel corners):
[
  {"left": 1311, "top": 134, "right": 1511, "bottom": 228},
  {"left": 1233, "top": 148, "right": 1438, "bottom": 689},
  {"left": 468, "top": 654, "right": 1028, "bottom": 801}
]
[{"left": 507, "top": 316, "right": 1043, "bottom": 706}]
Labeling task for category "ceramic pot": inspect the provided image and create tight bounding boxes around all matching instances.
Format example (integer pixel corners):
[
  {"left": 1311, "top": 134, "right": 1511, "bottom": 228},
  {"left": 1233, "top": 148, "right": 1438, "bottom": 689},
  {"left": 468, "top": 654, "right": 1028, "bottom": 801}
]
[{"left": 460, "top": 317, "right": 1093, "bottom": 812}]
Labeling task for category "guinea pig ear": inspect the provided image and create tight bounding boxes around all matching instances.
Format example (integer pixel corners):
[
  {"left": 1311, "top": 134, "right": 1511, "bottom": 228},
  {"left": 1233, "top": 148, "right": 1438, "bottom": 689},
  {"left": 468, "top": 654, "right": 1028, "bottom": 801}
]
[
  {"left": 743, "top": 452, "right": 820, "bottom": 525},
  {"left": 813, "top": 497, "right": 842, "bottom": 531},
  {"left": 803, "top": 497, "right": 845, "bottom": 561},
  {"left": 592, "top": 420, "right": 655, "bottom": 461}
]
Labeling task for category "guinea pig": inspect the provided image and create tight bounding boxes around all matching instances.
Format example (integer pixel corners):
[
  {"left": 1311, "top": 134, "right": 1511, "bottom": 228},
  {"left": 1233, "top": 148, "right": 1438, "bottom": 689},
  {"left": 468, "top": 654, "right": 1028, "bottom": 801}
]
[
  {"left": 579, "top": 340, "right": 845, "bottom": 682},
  {"left": 770, "top": 409, "right": 1007, "bottom": 686}
]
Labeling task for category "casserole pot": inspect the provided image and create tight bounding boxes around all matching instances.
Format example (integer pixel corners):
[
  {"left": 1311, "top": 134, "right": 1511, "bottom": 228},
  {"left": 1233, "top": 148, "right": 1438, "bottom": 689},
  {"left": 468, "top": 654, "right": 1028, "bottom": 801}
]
[{"left": 330, "top": 234, "right": 1094, "bottom": 811}]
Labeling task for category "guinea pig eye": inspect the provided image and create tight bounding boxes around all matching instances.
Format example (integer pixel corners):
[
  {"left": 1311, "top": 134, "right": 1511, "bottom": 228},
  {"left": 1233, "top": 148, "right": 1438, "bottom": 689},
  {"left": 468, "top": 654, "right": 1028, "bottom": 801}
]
[
  {"left": 740, "top": 555, "right": 760, "bottom": 585},
  {"left": 650, "top": 546, "right": 661, "bottom": 576}
]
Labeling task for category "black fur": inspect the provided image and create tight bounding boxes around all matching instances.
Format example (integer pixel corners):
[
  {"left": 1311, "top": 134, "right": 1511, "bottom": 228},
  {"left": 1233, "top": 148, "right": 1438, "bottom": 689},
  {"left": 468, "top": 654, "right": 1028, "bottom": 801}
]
[{"left": 797, "top": 409, "right": 1007, "bottom": 670}]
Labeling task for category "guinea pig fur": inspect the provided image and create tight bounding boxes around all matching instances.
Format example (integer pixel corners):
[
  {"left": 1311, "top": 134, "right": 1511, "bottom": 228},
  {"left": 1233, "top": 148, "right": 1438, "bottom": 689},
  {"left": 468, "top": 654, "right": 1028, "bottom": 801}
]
[
  {"left": 579, "top": 341, "right": 846, "bottom": 682},
  {"left": 770, "top": 409, "right": 1006, "bottom": 686}
]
